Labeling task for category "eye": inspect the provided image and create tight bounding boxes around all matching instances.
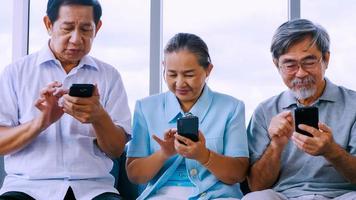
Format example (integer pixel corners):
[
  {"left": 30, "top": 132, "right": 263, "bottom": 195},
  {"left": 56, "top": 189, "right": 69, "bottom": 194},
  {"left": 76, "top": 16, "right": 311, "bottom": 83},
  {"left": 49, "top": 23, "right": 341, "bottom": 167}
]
[
  {"left": 282, "top": 62, "right": 297, "bottom": 69},
  {"left": 302, "top": 59, "right": 317, "bottom": 66},
  {"left": 81, "top": 26, "right": 93, "bottom": 32},
  {"left": 185, "top": 74, "right": 194, "bottom": 77},
  {"left": 167, "top": 73, "right": 177, "bottom": 77}
]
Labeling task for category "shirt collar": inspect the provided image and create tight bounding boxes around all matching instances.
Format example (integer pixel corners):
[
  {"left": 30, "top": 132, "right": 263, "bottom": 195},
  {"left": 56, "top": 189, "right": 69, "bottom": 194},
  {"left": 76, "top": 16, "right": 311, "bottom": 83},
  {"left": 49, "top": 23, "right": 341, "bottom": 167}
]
[
  {"left": 281, "top": 77, "right": 338, "bottom": 109},
  {"left": 165, "top": 85, "right": 213, "bottom": 123},
  {"left": 36, "top": 42, "right": 99, "bottom": 71}
]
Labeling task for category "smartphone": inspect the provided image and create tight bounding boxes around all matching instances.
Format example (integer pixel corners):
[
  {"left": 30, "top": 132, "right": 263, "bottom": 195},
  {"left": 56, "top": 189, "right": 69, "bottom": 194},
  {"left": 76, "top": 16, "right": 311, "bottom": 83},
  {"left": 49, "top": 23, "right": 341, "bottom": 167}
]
[
  {"left": 177, "top": 115, "right": 199, "bottom": 143},
  {"left": 69, "top": 84, "right": 94, "bottom": 97},
  {"left": 294, "top": 106, "right": 319, "bottom": 137}
]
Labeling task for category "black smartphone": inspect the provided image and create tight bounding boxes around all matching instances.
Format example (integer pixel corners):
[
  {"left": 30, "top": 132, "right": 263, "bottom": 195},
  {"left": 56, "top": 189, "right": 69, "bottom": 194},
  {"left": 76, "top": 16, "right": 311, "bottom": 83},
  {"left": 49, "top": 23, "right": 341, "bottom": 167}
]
[
  {"left": 69, "top": 84, "right": 94, "bottom": 97},
  {"left": 177, "top": 115, "right": 199, "bottom": 143},
  {"left": 294, "top": 106, "right": 319, "bottom": 137}
]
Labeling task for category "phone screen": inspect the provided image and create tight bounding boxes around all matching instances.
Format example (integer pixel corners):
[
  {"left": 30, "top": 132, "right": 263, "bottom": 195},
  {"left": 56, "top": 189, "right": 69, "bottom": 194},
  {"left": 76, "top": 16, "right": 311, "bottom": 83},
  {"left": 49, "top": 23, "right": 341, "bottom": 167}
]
[
  {"left": 69, "top": 84, "right": 94, "bottom": 97},
  {"left": 177, "top": 115, "right": 199, "bottom": 143},
  {"left": 294, "top": 106, "right": 319, "bottom": 137}
]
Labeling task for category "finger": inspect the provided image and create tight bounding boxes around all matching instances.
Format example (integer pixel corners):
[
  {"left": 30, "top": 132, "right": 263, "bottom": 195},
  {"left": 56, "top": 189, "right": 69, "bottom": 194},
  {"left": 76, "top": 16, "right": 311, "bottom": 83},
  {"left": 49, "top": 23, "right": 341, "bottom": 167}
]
[
  {"left": 34, "top": 98, "right": 46, "bottom": 110},
  {"left": 292, "top": 136, "right": 306, "bottom": 151},
  {"left": 175, "top": 134, "right": 194, "bottom": 146},
  {"left": 63, "top": 94, "right": 89, "bottom": 105},
  {"left": 292, "top": 131, "right": 309, "bottom": 143},
  {"left": 163, "top": 129, "right": 174, "bottom": 140},
  {"left": 280, "top": 110, "right": 292, "bottom": 118},
  {"left": 318, "top": 122, "right": 332, "bottom": 133},
  {"left": 152, "top": 135, "right": 166, "bottom": 147},
  {"left": 47, "top": 81, "right": 62, "bottom": 89},
  {"left": 53, "top": 88, "right": 67, "bottom": 98},
  {"left": 174, "top": 139, "right": 189, "bottom": 152},
  {"left": 93, "top": 84, "right": 100, "bottom": 96},
  {"left": 198, "top": 131, "right": 205, "bottom": 144},
  {"left": 298, "top": 124, "right": 320, "bottom": 137},
  {"left": 40, "top": 87, "right": 57, "bottom": 97}
]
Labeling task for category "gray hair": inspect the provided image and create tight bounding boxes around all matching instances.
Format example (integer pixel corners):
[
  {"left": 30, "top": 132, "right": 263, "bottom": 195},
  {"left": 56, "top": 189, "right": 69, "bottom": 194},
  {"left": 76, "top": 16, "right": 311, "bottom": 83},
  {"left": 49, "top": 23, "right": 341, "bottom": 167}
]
[
  {"left": 271, "top": 19, "right": 330, "bottom": 60},
  {"left": 164, "top": 33, "right": 211, "bottom": 69}
]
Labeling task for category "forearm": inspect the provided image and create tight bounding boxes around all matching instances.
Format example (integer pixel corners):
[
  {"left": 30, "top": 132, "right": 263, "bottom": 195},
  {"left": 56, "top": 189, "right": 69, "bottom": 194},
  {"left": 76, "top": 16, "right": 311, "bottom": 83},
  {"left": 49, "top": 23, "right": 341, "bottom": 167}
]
[
  {"left": 248, "top": 144, "right": 283, "bottom": 191},
  {"left": 0, "top": 118, "right": 42, "bottom": 155},
  {"left": 126, "top": 150, "right": 168, "bottom": 184},
  {"left": 324, "top": 143, "right": 356, "bottom": 184},
  {"left": 202, "top": 150, "right": 249, "bottom": 184},
  {"left": 92, "top": 111, "right": 127, "bottom": 158}
]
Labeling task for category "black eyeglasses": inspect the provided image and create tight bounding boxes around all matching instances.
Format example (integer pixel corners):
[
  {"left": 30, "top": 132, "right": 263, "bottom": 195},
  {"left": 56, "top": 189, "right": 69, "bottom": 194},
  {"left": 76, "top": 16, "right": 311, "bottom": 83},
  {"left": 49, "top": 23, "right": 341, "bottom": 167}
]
[{"left": 279, "top": 57, "right": 322, "bottom": 74}]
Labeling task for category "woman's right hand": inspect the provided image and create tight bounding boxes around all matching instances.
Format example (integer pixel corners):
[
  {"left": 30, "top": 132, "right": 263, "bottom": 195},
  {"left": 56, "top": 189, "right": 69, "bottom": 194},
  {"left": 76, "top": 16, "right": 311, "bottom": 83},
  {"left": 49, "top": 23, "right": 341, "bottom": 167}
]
[{"left": 152, "top": 128, "right": 177, "bottom": 160}]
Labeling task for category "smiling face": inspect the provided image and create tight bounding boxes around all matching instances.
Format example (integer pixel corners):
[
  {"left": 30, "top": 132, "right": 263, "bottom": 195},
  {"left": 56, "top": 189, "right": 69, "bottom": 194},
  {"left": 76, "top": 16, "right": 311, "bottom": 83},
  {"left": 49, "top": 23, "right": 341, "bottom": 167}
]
[
  {"left": 44, "top": 5, "right": 102, "bottom": 71},
  {"left": 164, "top": 50, "right": 212, "bottom": 112},
  {"left": 275, "top": 36, "right": 330, "bottom": 105}
]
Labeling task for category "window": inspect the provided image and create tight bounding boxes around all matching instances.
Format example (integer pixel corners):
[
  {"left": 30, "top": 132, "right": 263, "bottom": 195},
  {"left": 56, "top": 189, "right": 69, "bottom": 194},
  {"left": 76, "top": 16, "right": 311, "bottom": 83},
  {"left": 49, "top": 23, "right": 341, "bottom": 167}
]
[
  {"left": 29, "top": 0, "right": 150, "bottom": 111},
  {"left": 301, "top": 0, "right": 356, "bottom": 91},
  {"left": 163, "top": 0, "right": 287, "bottom": 118},
  {"left": 0, "top": 1, "right": 13, "bottom": 72}
]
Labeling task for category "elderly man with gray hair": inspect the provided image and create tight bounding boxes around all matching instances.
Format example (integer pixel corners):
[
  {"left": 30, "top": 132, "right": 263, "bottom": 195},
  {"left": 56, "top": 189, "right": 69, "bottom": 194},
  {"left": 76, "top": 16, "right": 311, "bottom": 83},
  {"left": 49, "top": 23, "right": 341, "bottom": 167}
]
[{"left": 243, "top": 19, "right": 356, "bottom": 200}]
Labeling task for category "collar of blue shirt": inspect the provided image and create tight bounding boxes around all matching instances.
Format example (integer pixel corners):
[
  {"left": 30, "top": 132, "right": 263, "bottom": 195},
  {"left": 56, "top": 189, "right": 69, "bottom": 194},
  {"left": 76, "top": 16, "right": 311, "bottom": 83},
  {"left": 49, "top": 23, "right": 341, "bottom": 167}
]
[
  {"left": 164, "top": 85, "right": 213, "bottom": 124},
  {"left": 281, "top": 77, "right": 339, "bottom": 109}
]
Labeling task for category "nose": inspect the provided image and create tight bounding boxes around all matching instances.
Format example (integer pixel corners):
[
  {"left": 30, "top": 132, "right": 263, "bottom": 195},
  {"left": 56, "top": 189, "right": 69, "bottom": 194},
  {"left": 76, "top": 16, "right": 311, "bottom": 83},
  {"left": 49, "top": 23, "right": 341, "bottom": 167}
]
[
  {"left": 176, "top": 76, "right": 186, "bottom": 87},
  {"left": 295, "top": 65, "right": 309, "bottom": 78},
  {"left": 69, "top": 29, "right": 82, "bottom": 45}
]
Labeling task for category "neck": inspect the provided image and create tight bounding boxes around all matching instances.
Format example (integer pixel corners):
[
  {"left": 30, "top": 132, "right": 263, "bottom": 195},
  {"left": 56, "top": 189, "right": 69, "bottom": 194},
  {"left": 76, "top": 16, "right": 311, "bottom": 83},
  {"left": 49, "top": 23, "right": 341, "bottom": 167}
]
[
  {"left": 61, "top": 61, "right": 79, "bottom": 74},
  {"left": 180, "top": 102, "right": 195, "bottom": 113},
  {"left": 298, "top": 79, "right": 326, "bottom": 106}
]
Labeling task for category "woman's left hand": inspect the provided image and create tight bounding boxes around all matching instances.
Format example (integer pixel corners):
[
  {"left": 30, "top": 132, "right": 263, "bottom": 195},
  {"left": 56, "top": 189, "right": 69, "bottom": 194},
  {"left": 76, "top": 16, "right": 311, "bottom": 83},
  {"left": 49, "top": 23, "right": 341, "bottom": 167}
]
[{"left": 174, "top": 131, "right": 210, "bottom": 163}]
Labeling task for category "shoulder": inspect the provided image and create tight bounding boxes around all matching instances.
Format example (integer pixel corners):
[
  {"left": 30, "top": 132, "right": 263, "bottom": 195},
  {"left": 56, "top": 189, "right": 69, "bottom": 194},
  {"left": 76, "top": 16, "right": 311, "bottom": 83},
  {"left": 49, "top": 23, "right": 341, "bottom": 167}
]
[
  {"left": 1, "top": 52, "right": 39, "bottom": 77},
  {"left": 135, "top": 92, "right": 167, "bottom": 111},
  {"left": 211, "top": 90, "right": 245, "bottom": 108},
  {"left": 88, "top": 56, "right": 122, "bottom": 76}
]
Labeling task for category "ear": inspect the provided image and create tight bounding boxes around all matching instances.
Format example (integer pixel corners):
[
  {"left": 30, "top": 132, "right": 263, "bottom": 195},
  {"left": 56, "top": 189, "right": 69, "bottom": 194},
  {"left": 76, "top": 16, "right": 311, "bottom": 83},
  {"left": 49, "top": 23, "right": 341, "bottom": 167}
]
[
  {"left": 94, "top": 20, "right": 102, "bottom": 36},
  {"left": 322, "top": 52, "right": 330, "bottom": 69},
  {"left": 273, "top": 58, "right": 279, "bottom": 68},
  {"left": 162, "top": 60, "right": 167, "bottom": 81},
  {"left": 43, "top": 16, "right": 53, "bottom": 35},
  {"left": 205, "top": 64, "right": 213, "bottom": 77}
]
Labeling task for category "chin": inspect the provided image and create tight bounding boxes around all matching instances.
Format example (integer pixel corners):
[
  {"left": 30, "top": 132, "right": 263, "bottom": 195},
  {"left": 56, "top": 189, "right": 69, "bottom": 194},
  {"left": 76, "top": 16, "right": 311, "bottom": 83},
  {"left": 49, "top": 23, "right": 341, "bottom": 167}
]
[{"left": 292, "top": 87, "right": 316, "bottom": 100}]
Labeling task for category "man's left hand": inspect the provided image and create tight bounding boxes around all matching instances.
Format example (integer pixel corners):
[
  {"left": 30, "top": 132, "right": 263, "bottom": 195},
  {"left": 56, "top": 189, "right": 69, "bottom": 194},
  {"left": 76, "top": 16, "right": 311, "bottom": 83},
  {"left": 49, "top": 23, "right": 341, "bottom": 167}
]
[
  {"left": 292, "top": 122, "right": 335, "bottom": 156},
  {"left": 62, "top": 85, "right": 105, "bottom": 123}
]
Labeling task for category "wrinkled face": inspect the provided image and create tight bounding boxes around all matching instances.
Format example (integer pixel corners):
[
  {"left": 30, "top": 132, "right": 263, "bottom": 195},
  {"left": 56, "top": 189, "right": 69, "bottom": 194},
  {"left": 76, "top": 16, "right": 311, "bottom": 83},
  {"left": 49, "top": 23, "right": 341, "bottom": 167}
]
[
  {"left": 164, "top": 50, "right": 212, "bottom": 109},
  {"left": 45, "top": 5, "right": 101, "bottom": 67},
  {"left": 276, "top": 37, "right": 329, "bottom": 100}
]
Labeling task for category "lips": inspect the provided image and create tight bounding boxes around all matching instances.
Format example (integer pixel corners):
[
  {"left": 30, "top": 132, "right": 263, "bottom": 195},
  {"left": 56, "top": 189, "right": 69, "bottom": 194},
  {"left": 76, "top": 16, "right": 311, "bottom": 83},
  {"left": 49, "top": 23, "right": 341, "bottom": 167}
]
[
  {"left": 176, "top": 88, "right": 190, "bottom": 95},
  {"left": 66, "top": 49, "right": 81, "bottom": 54}
]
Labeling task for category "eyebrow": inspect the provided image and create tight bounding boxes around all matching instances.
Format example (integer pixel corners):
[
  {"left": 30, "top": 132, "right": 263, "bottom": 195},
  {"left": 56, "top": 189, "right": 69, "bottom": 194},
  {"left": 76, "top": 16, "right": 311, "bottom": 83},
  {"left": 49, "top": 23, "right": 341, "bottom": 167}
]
[
  {"left": 167, "top": 69, "right": 195, "bottom": 73},
  {"left": 61, "top": 22, "right": 93, "bottom": 26},
  {"left": 281, "top": 55, "right": 318, "bottom": 63}
]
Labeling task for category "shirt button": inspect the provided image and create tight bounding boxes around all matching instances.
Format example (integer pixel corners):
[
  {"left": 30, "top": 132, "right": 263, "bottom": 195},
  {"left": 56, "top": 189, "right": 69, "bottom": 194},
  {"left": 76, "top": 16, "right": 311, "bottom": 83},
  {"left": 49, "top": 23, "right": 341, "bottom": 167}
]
[{"left": 190, "top": 168, "right": 198, "bottom": 176}]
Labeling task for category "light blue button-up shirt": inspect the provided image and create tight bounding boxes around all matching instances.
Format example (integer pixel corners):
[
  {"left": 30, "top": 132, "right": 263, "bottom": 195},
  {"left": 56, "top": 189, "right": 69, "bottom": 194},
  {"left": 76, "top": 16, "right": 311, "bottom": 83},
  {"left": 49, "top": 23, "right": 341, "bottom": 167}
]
[
  {"left": 0, "top": 45, "right": 132, "bottom": 200},
  {"left": 127, "top": 86, "right": 249, "bottom": 199},
  {"left": 248, "top": 78, "right": 356, "bottom": 198}
]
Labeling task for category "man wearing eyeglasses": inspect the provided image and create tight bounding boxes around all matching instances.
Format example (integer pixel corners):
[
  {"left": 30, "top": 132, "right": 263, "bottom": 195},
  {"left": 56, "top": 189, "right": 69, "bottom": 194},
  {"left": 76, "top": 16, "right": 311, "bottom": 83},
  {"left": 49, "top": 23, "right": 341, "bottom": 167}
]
[{"left": 243, "top": 19, "right": 356, "bottom": 200}]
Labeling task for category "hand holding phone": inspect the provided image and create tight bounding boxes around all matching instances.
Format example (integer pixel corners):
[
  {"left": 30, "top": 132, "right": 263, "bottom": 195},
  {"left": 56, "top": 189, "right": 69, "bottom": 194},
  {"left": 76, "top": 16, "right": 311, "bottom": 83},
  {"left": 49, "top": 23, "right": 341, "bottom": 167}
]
[
  {"left": 69, "top": 84, "right": 94, "bottom": 97},
  {"left": 294, "top": 106, "right": 319, "bottom": 137},
  {"left": 177, "top": 115, "right": 199, "bottom": 143}
]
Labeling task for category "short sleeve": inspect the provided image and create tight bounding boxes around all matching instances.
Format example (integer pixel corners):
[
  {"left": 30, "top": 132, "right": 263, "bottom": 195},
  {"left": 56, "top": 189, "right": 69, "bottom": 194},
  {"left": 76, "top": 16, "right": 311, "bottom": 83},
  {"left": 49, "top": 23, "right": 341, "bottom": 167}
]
[
  {"left": 127, "top": 100, "right": 151, "bottom": 157},
  {"left": 247, "top": 104, "right": 271, "bottom": 164},
  {"left": 104, "top": 69, "right": 132, "bottom": 136},
  {"left": 224, "top": 100, "right": 249, "bottom": 157},
  {"left": 0, "top": 65, "right": 19, "bottom": 127},
  {"left": 349, "top": 120, "right": 356, "bottom": 155}
]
